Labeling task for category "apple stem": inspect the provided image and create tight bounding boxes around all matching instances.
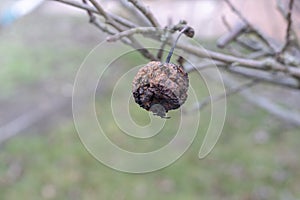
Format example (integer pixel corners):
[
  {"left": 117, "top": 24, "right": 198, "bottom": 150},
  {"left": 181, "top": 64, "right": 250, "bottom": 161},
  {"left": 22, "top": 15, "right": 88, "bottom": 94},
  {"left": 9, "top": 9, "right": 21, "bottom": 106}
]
[{"left": 166, "top": 26, "right": 189, "bottom": 63}]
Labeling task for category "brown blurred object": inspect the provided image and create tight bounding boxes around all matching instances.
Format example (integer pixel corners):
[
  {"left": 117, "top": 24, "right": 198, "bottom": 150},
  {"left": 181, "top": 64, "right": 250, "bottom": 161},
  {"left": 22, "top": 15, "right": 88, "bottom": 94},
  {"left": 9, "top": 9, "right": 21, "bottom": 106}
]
[{"left": 132, "top": 61, "right": 189, "bottom": 118}]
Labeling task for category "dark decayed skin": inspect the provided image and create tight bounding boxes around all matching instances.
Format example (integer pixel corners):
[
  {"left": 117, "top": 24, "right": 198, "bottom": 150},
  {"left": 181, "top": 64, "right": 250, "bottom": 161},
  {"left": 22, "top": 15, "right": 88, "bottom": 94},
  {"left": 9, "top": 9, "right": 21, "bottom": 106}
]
[{"left": 132, "top": 61, "right": 189, "bottom": 118}]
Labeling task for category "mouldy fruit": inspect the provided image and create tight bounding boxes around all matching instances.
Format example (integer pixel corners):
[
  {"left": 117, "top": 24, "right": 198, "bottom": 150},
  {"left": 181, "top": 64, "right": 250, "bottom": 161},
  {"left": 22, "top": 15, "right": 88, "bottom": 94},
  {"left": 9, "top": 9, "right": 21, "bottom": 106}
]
[
  {"left": 132, "top": 61, "right": 189, "bottom": 118},
  {"left": 132, "top": 25, "right": 193, "bottom": 118}
]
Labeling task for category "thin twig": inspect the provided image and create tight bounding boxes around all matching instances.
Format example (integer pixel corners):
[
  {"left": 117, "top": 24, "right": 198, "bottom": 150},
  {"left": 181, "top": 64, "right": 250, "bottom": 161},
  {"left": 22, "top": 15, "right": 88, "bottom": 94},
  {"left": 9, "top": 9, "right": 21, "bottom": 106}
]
[
  {"left": 223, "top": 66, "right": 300, "bottom": 90},
  {"left": 157, "top": 22, "right": 172, "bottom": 61},
  {"left": 129, "top": 37, "right": 158, "bottom": 61},
  {"left": 224, "top": 0, "right": 277, "bottom": 53},
  {"left": 119, "top": 0, "right": 154, "bottom": 26},
  {"left": 280, "top": 0, "right": 295, "bottom": 53},
  {"left": 277, "top": 0, "right": 299, "bottom": 47},
  {"left": 106, "top": 27, "right": 159, "bottom": 42},
  {"left": 226, "top": 45, "right": 245, "bottom": 57},
  {"left": 184, "top": 60, "right": 225, "bottom": 73},
  {"left": 217, "top": 22, "right": 248, "bottom": 48},
  {"left": 87, "top": 0, "right": 157, "bottom": 60},
  {"left": 82, "top": 0, "right": 131, "bottom": 44},
  {"left": 88, "top": 0, "right": 109, "bottom": 20},
  {"left": 52, "top": 0, "right": 137, "bottom": 28},
  {"left": 221, "top": 15, "right": 232, "bottom": 31},
  {"left": 192, "top": 79, "right": 258, "bottom": 111},
  {"left": 88, "top": 0, "right": 124, "bottom": 33},
  {"left": 95, "top": 17, "right": 132, "bottom": 44},
  {"left": 82, "top": 0, "right": 92, "bottom": 18},
  {"left": 223, "top": 0, "right": 248, "bottom": 25},
  {"left": 186, "top": 59, "right": 299, "bottom": 89},
  {"left": 221, "top": 15, "right": 265, "bottom": 52},
  {"left": 127, "top": 0, "right": 161, "bottom": 27},
  {"left": 247, "top": 50, "right": 269, "bottom": 59},
  {"left": 237, "top": 37, "right": 265, "bottom": 52}
]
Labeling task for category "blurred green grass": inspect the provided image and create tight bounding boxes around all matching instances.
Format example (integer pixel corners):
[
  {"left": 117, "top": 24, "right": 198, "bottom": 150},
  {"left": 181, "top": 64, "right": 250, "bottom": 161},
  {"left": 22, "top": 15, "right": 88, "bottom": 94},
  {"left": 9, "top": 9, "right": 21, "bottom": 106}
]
[{"left": 0, "top": 11, "right": 300, "bottom": 200}]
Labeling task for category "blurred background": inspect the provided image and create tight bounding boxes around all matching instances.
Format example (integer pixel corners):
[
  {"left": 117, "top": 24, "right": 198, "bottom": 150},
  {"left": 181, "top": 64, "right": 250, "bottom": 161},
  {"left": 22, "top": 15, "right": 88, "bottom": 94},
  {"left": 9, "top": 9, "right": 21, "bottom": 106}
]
[{"left": 0, "top": 0, "right": 300, "bottom": 199}]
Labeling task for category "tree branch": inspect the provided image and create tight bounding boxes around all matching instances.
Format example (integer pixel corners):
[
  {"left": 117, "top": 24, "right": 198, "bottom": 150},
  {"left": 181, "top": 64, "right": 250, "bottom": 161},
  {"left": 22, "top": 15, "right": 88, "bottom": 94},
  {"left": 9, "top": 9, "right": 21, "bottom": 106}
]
[
  {"left": 220, "top": 15, "right": 266, "bottom": 52},
  {"left": 157, "top": 22, "right": 172, "bottom": 61},
  {"left": 52, "top": 0, "right": 137, "bottom": 28},
  {"left": 175, "top": 42, "right": 300, "bottom": 79},
  {"left": 88, "top": 0, "right": 126, "bottom": 33},
  {"left": 49, "top": 0, "right": 300, "bottom": 126},
  {"left": 127, "top": 0, "right": 161, "bottom": 27},
  {"left": 112, "top": 26, "right": 300, "bottom": 79},
  {"left": 52, "top": 0, "right": 300, "bottom": 87},
  {"left": 224, "top": 0, "right": 278, "bottom": 53},
  {"left": 192, "top": 79, "right": 258, "bottom": 111},
  {"left": 85, "top": 0, "right": 157, "bottom": 60},
  {"left": 106, "top": 27, "right": 159, "bottom": 42},
  {"left": 217, "top": 22, "right": 248, "bottom": 48},
  {"left": 280, "top": 0, "right": 295, "bottom": 53},
  {"left": 82, "top": 0, "right": 132, "bottom": 44},
  {"left": 119, "top": 0, "right": 151, "bottom": 26},
  {"left": 88, "top": 0, "right": 109, "bottom": 20},
  {"left": 223, "top": 66, "right": 300, "bottom": 90}
]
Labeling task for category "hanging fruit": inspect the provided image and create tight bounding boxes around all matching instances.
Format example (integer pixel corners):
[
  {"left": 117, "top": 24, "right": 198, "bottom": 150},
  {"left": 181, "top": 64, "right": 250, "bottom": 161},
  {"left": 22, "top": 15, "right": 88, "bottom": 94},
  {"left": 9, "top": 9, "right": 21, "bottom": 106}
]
[{"left": 132, "top": 25, "right": 194, "bottom": 118}]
